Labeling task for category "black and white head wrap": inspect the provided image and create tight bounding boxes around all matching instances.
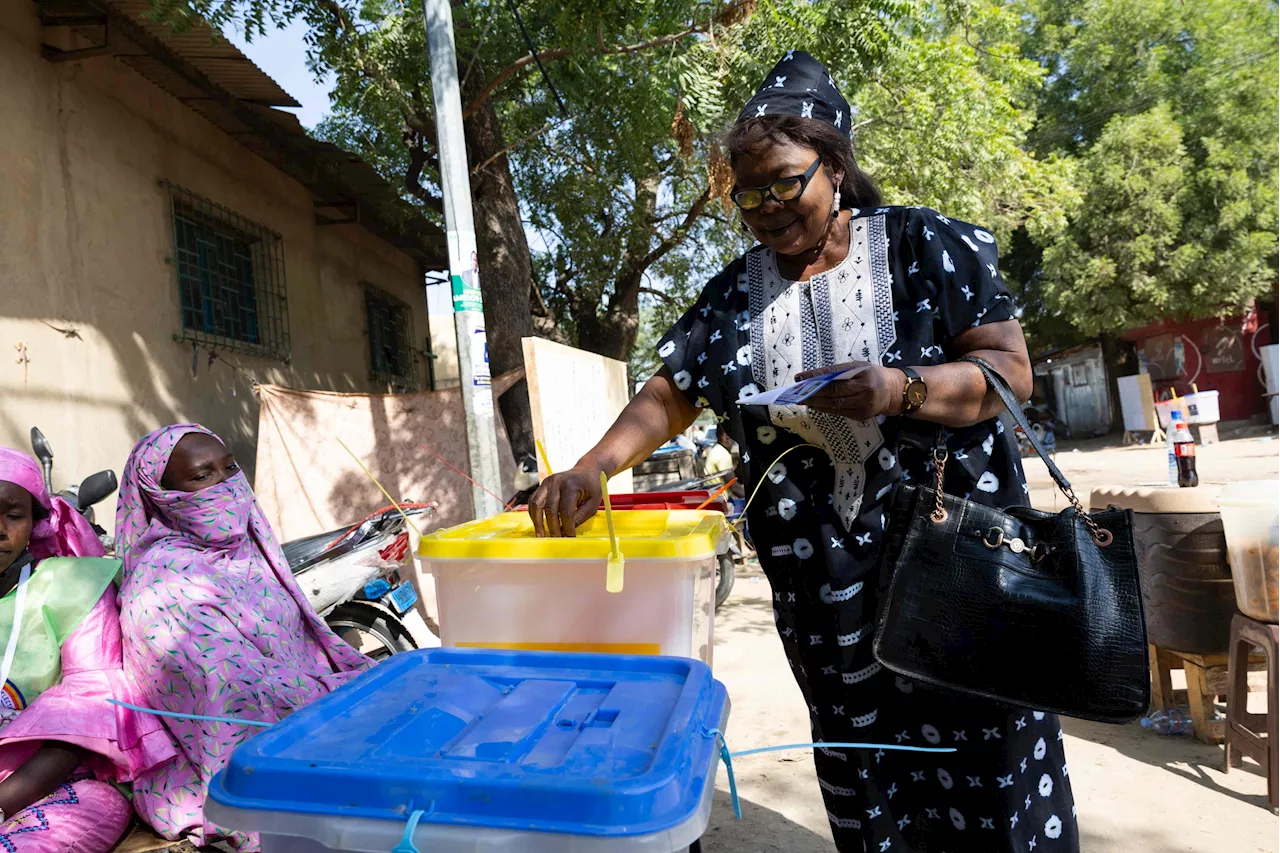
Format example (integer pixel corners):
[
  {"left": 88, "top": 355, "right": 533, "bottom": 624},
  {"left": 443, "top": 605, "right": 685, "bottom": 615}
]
[{"left": 736, "top": 50, "right": 851, "bottom": 135}]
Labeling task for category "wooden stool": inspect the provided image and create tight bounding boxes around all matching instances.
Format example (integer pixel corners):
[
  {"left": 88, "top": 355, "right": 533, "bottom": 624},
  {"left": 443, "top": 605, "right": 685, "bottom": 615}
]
[
  {"left": 1224, "top": 612, "right": 1279, "bottom": 811},
  {"left": 1149, "top": 644, "right": 1229, "bottom": 743}
]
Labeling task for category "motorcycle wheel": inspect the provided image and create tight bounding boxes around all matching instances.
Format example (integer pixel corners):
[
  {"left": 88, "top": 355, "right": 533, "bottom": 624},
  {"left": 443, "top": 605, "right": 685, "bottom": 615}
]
[
  {"left": 715, "top": 553, "right": 735, "bottom": 610},
  {"left": 326, "top": 601, "right": 417, "bottom": 662}
]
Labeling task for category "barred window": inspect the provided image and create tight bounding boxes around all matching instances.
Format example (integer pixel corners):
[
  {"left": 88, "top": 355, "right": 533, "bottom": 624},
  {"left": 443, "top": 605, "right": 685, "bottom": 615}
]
[
  {"left": 165, "top": 181, "right": 290, "bottom": 360},
  {"left": 365, "top": 285, "right": 419, "bottom": 391}
]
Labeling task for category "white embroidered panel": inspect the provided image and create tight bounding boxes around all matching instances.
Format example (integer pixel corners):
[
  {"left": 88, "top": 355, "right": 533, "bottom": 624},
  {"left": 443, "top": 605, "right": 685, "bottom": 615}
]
[{"left": 749, "top": 216, "right": 897, "bottom": 530}]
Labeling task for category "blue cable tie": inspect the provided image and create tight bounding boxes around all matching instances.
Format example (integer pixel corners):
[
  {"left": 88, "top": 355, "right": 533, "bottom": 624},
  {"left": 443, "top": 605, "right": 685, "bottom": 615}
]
[
  {"left": 391, "top": 808, "right": 428, "bottom": 853},
  {"left": 705, "top": 730, "right": 959, "bottom": 820},
  {"left": 703, "top": 729, "right": 741, "bottom": 819},
  {"left": 731, "top": 742, "right": 957, "bottom": 758},
  {"left": 106, "top": 698, "right": 274, "bottom": 729}
]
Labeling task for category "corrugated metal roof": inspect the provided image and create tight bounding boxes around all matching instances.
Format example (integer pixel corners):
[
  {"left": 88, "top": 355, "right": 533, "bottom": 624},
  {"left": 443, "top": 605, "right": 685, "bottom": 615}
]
[{"left": 107, "top": 0, "right": 300, "bottom": 106}]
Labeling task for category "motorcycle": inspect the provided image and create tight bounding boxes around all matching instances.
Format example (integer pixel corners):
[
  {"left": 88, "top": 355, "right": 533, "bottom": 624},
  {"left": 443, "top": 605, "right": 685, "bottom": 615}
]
[
  {"left": 29, "top": 427, "right": 118, "bottom": 548},
  {"left": 281, "top": 503, "right": 438, "bottom": 661}
]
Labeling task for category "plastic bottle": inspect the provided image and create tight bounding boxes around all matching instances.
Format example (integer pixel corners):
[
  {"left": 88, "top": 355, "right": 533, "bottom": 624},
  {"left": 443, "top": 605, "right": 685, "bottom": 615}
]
[
  {"left": 1165, "top": 410, "right": 1181, "bottom": 486},
  {"left": 1140, "top": 709, "right": 1192, "bottom": 735},
  {"left": 1168, "top": 411, "right": 1199, "bottom": 488}
]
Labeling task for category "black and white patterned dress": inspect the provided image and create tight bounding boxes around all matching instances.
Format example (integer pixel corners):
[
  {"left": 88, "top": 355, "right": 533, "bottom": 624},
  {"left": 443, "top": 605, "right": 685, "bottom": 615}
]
[{"left": 658, "top": 207, "right": 1079, "bottom": 853}]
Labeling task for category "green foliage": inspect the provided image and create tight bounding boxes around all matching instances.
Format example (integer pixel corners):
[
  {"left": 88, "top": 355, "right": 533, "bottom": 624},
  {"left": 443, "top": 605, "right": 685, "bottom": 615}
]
[
  {"left": 1015, "top": 0, "right": 1279, "bottom": 339},
  {"left": 1038, "top": 105, "right": 1193, "bottom": 334},
  {"left": 851, "top": 0, "right": 1079, "bottom": 246}
]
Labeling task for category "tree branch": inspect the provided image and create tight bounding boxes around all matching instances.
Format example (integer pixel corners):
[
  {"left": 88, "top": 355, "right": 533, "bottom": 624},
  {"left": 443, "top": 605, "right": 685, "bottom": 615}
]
[
  {"left": 402, "top": 131, "right": 443, "bottom": 214},
  {"left": 464, "top": 24, "right": 704, "bottom": 119},
  {"left": 472, "top": 118, "right": 564, "bottom": 175},
  {"left": 639, "top": 286, "right": 677, "bottom": 304},
  {"left": 531, "top": 276, "right": 555, "bottom": 317},
  {"left": 639, "top": 186, "right": 712, "bottom": 270}
]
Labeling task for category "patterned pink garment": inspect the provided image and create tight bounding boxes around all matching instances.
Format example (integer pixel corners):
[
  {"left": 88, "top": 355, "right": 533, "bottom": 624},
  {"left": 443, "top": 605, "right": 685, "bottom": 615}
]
[
  {"left": 115, "top": 425, "right": 370, "bottom": 852},
  {"left": 0, "top": 448, "right": 175, "bottom": 851},
  {"left": 0, "top": 775, "right": 132, "bottom": 852}
]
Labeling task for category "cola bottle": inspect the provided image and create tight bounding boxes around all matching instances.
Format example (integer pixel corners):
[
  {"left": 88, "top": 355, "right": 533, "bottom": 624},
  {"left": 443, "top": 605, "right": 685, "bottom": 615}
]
[{"left": 1169, "top": 411, "right": 1199, "bottom": 488}]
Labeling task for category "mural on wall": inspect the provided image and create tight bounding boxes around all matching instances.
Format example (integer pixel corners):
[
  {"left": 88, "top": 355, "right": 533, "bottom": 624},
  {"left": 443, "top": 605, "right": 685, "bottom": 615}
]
[
  {"left": 1202, "top": 326, "right": 1246, "bottom": 374},
  {"left": 1142, "top": 333, "right": 1179, "bottom": 380}
]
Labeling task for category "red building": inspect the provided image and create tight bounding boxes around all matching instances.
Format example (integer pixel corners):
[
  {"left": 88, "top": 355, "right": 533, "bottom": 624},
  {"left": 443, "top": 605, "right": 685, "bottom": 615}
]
[{"left": 1123, "top": 305, "right": 1273, "bottom": 423}]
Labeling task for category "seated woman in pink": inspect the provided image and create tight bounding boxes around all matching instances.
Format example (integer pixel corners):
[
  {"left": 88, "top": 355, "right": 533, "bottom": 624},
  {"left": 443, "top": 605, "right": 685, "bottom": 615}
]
[
  {"left": 115, "top": 424, "right": 370, "bottom": 851},
  {"left": 0, "top": 448, "right": 176, "bottom": 851}
]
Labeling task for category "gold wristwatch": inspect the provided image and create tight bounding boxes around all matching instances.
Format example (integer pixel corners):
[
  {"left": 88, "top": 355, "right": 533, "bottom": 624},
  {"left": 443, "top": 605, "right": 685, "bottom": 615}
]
[{"left": 902, "top": 367, "right": 928, "bottom": 414}]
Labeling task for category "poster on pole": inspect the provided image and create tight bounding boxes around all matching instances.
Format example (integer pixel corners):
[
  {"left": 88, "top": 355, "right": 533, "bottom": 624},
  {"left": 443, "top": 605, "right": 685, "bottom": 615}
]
[
  {"left": 451, "top": 249, "right": 483, "bottom": 313},
  {"left": 470, "top": 323, "right": 492, "bottom": 413},
  {"left": 522, "top": 337, "right": 633, "bottom": 493}
]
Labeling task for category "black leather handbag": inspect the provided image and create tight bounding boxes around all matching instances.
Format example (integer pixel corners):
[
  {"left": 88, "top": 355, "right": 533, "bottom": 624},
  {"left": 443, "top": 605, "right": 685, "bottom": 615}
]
[{"left": 874, "top": 355, "right": 1149, "bottom": 723}]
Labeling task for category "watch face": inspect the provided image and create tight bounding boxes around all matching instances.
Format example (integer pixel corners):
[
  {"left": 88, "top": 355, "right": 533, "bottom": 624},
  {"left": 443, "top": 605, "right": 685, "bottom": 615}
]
[{"left": 908, "top": 382, "right": 928, "bottom": 407}]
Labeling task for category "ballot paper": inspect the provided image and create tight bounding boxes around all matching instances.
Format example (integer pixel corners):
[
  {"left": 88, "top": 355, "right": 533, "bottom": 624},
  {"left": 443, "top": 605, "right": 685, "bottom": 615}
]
[{"left": 737, "top": 365, "right": 867, "bottom": 406}]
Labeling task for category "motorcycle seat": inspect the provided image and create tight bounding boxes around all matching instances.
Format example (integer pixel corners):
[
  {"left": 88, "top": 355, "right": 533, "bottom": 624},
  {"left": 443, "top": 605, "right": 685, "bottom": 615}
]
[{"left": 282, "top": 527, "right": 348, "bottom": 573}]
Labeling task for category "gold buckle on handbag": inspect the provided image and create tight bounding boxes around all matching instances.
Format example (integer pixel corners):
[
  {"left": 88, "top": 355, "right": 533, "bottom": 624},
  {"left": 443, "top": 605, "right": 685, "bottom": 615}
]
[{"left": 981, "top": 527, "right": 1052, "bottom": 562}]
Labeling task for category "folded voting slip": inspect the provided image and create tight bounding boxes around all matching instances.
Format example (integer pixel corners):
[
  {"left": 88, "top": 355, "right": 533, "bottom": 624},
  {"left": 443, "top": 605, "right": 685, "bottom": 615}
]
[{"left": 737, "top": 365, "right": 867, "bottom": 406}]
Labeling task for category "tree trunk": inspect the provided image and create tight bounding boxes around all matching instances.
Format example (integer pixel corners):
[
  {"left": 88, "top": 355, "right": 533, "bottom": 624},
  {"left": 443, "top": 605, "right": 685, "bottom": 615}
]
[
  {"left": 575, "top": 179, "right": 657, "bottom": 361},
  {"left": 460, "top": 63, "right": 536, "bottom": 461},
  {"left": 576, "top": 288, "right": 642, "bottom": 362},
  {"left": 1099, "top": 332, "right": 1137, "bottom": 433}
]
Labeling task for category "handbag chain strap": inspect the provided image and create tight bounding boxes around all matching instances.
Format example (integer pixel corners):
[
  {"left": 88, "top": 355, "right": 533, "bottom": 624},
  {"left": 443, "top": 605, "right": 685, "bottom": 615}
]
[
  {"left": 930, "top": 446, "right": 949, "bottom": 524},
  {"left": 928, "top": 356, "right": 1113, "bottom": 548}
]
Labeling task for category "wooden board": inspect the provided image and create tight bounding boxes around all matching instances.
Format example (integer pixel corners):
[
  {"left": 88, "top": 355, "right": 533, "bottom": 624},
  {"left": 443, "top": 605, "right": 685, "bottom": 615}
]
[
  {"left": 522, "top": 338, "right": 634, "bottom": 493},
  {"left": 1117, "top": 373, "right": 1157, "bottom": 432},
  {"left": 113, "top": 826, "right": 199, "bottom": 853}
]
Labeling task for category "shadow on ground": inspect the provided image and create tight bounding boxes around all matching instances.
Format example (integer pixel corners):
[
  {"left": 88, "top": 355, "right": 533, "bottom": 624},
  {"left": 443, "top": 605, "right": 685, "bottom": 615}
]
[
  {"left": 1064, "top": 717, "right": 1270, "bottom": 811},
  {"left": 701, "top": 791, "right": 832, "bottom": 853},
  {"left": 714, "top": 570, "right": 780, "bottom": 642}
]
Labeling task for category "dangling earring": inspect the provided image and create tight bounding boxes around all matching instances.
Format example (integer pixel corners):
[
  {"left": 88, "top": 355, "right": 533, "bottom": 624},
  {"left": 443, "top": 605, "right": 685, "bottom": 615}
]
[{"left": 831, "top": 186, "right": 842, "bottom": 218}]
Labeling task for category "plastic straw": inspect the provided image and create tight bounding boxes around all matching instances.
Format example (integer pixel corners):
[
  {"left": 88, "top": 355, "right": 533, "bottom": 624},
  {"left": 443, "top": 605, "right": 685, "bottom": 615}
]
[
  {"left": 337, "top": 439, "right": 424, "bottom": 537},
  {"left": 536, "top": 440, "right": 554, "bottom": 476},
  {"left": 599, "top": 471, "right": 624, "bottom": 593},
  {"left": 695, "top": 478, "right": 737, "bottom": 510}
]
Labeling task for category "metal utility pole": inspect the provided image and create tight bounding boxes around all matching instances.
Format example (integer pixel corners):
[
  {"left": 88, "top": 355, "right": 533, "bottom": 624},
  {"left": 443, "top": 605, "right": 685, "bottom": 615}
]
[{"left": 423, "top": 0, "right": 505, "bottom": 518}]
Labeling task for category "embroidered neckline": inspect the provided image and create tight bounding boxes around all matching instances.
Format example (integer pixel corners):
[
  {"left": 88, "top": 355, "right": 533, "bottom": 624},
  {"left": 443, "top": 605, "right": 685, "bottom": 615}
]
[{"left": 764, "top": 220, "right": 858, "bottom": 285}]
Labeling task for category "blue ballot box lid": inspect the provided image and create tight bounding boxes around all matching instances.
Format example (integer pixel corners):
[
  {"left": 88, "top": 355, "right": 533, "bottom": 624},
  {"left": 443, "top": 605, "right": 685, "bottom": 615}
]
[{"left": 208, "top": 648, "right": 729, "bottom": 838}]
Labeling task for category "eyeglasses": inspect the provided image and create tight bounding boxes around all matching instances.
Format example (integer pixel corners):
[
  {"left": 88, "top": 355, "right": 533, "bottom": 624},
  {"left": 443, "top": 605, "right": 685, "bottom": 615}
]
[{"left": 731, "top": 158, "right": 823, "bottom": 211}]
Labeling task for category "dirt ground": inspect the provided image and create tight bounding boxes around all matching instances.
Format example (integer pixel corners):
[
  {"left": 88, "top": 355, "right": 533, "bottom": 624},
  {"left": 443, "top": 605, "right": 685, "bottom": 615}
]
[{"left": 702, "top": 433, "right": 1280, "bottom": 853}]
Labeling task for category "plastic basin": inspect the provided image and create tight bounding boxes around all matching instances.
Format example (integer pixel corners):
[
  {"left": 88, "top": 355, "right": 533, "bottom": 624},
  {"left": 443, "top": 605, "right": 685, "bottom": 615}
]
[{"left": 1217, "top": 481, "right": 1280, "bottom": 623}]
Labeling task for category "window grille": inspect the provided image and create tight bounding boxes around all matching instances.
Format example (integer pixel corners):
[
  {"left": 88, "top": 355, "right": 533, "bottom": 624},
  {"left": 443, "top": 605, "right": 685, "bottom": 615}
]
[
  {"left": 164, "top": 181, "right": 290, "bottom": 360},
  {"left": 365, "top": 285, "right": 420, "bottom": 391}
]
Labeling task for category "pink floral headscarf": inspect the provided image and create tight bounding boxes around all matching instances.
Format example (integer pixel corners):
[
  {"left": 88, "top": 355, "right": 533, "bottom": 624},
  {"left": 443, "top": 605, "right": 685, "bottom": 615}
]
[
  {"left": 0, "top": 447, "right": 105, "bottom": 561},
  {"left": 113, "top": 423, "right": 224, "bottom": 575},
  {"left": 113, "top": 423, "right": 366, "bottom": 672}
]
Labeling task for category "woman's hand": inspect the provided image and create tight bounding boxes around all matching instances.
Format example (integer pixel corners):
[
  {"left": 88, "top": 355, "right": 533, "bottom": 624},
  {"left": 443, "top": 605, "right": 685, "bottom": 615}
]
[
  {"left": 799, "top": 361, "right": 904, "bottom": 420},
  {"left": 529, "top": 467, "right": 605, "bottom": 538}
]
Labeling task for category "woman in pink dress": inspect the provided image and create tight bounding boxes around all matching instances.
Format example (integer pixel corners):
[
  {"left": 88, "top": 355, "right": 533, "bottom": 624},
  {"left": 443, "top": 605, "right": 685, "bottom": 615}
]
[
  {"left": 0, "top": 447, "right": 176, "bottom": 851},
  {"left": 115, "top": 424, "right": 370, "bottom": 851}
]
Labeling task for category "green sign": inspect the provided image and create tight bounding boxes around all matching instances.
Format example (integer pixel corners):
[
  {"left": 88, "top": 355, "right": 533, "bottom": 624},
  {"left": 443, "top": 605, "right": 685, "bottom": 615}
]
[{"left": 451, "top": 273, "right": 483, "bottom": 313}]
